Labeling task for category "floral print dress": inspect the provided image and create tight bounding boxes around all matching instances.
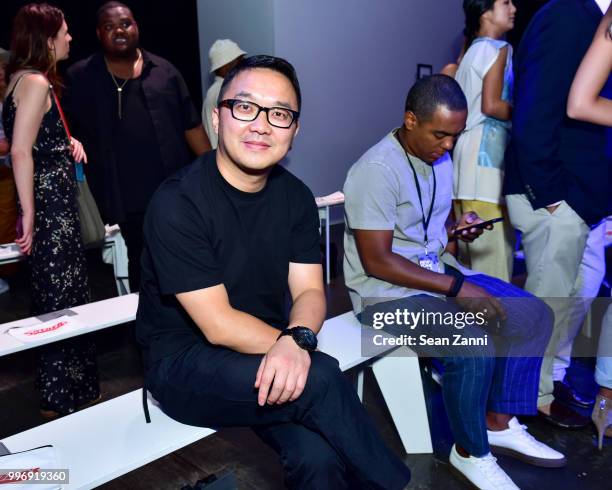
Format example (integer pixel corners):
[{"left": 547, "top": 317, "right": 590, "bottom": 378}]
[{"left": 3, "top": 73, "right": 99, "bottom": 414}]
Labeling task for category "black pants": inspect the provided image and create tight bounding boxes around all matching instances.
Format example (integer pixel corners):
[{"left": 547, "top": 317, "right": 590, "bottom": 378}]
[
  {"left": 118, "top": 213, "right": 145, "bottom": 292},
  {"left": 146, "top": 345, "right": 411, "bottom": 490}
]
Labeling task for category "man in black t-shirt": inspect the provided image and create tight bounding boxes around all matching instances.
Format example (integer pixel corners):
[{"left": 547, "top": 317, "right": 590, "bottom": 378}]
[
  {"left": 136, "top": 56, "right": 411, "bottom": 489},
  {"left": 64, "top": 2, "right": 211, "bottom": 292}
]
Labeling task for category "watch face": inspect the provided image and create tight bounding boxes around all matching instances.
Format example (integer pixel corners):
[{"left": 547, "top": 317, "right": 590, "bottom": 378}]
[{"left": 293, "top": 327, "right": 317, "bottom": 351}]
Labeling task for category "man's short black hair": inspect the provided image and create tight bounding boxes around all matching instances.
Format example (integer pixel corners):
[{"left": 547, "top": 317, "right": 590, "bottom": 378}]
[
  {"left": 96, "top": 1, "right": 132, "bottom": 25},
  {"left": 404, "top": 74, "right": 467, "bottom": 121},
  {"left": 218, "top": 55, "right": 302, "bottom": 112}
]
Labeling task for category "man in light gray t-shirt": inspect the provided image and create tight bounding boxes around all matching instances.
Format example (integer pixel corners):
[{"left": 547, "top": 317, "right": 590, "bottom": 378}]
[
  {"left": 343, "top": 75, "right": 564, "bottom": 489},
  {"left": 343, "top": 132, "right": 471, "bottom": 313}
]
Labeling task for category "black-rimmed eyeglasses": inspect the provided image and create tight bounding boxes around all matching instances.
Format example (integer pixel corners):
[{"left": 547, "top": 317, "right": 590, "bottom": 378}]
[{"left": 218, "top": 99, "right": 300, "bottom": 128}]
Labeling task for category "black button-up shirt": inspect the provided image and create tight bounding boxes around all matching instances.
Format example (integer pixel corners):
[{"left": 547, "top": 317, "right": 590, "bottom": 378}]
[{"left": 64, "top": 50, "right": 201, "bottom": 222}]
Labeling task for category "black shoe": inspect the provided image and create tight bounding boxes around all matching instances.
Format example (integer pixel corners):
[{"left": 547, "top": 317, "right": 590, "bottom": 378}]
[
  {"left": 538, "top": 400, "right": 590, "bottom": 429},
  {"left": 553, "top": 380, "right": 595, "bottom": 409}
]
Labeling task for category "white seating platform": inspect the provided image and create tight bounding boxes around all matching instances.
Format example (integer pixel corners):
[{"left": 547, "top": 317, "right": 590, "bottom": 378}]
[
  {"left": 0, "top": 293, "right": 139, "bottom": 358},
  {"left": 0, "top": 242, "right": 22, "bottom": 263},
  {"left": 2, "top": 390, "right": 214, "bottom": 490},
  {"left": 316, "top": 193, "right": 345, "bottom": 285},
  {"left": 1, "top": 305, "right": 432, "bottom": 489}
]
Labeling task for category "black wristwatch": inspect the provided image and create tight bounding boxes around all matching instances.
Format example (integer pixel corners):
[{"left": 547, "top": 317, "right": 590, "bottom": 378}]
[{"left": 277, "top": 326, "right": 318, "bottom": 351}]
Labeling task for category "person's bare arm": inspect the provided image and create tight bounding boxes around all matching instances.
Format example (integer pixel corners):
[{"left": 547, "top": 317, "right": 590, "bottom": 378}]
[
  {"left": 255, "top": 262, "right": 325, "bottom": 406},
  {"left": 354, "top": 229, "right": 505, "bottom": 318},
  {"left": 567, "top": 8, "right": 612, "bottom": 126},
  {"left": 10, "top": 74, "right": 49, "bottom": 254},
  {"left": 177, "top": 263, "right": 326, "bottom": 406},
  {"left": 440, "top": 63, "right": 459, "bottom": 78},
  {"left": 176, "top": 283, "right": 279, "bottom": 354},
  {"left": 286, "top": 263, "right": 326, "bottom": 333},
  {"left": 177, "top": 262, "right": 325, "bottom": 351},
  {"left": 440, "top": 42, "right": 467, "bottom": 78},
  {"left": 184, "top": 124, "right": 211, "bottom": 156},
  {"left": 482, "top": 46, "right": 512, "bottom": 121},
  {"left": 356, "top": 229, "right": 455, "bottom": 294}
]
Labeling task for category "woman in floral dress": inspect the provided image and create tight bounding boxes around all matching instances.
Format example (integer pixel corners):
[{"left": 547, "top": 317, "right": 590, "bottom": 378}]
[{"left": 3, "top": 3, "right": 99, "bottom": 416}]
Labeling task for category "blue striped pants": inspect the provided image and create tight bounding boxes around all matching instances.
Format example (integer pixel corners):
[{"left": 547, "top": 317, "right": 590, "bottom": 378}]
[{"left": 362, "top": 273, "right": 553, "bottom": 456}]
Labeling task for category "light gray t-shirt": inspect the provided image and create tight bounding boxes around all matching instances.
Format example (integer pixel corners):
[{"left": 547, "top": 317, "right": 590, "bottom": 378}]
[{"left": 343, "top": 130, "right": 472, "bottom": 313}]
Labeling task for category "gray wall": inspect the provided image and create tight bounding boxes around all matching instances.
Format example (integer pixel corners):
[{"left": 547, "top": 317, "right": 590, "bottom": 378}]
[{"left": 197, "top": 0, "right": 463, "bottom": 205}]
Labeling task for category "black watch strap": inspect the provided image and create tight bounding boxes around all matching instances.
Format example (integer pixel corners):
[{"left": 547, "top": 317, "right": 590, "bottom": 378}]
[
  {"left": 277, "top": 326, "right": 317, "bottom": 351},
  {"left": 448, "top": 275, "right": 465, "bottom": 297}
]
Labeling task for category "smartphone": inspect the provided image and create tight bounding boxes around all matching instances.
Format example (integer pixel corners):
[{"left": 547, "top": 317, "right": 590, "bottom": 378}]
[{"left": 453, "top": 216, "right": 503, "bottom": 235}]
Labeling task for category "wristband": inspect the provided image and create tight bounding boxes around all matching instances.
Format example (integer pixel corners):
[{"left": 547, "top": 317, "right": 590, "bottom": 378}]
[{"left": 448, "top": 274, "right": 465, "bottom": 297}]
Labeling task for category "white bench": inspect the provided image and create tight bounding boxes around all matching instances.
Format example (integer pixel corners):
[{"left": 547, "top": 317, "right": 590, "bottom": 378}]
[
  {"left": 1, "top": 390, "right": 214, "bottom": 490},
  {"left": 1, "top": 306, "right": 432, "bottom": 489},
  {"left": 0, "top": 293, "right": 139, "bottom": 358},
  {"left": 316, "top": 313, "right": 432, "bottom": 455},
  {"left": 316, "top": 198, "right": 344, "bottom": 285},
  {"left": 0, "top": 242, "right": 22, "bottom": 264}
]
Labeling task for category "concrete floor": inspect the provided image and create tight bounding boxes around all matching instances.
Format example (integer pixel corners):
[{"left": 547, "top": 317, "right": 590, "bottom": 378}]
[{"left": 1, "top": 225, "right": 611, "bottom": 489}]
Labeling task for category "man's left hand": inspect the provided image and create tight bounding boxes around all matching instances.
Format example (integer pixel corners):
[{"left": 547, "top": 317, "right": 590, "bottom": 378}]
[
  {"left": 452, "top": 211, "right": 491, "bottom": 243},
  {"left": 254, "top": 335, "right": 311, "bottom": 406}
]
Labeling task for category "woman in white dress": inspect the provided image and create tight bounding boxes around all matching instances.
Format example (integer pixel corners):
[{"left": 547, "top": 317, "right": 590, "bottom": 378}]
[{"left": 453, "top": 0, "right": 516, "bottom": 281}]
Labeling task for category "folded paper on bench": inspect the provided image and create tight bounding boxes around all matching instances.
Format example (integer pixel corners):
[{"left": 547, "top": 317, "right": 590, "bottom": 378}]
[
  {"left": 0, "top": 243, "right": 22, "bottom": 260},
  {"left": 0, "top": 445, "right": 61, "bottom": 490},
  {"left": 7, "top": 316, "right": 84, "bottom": 343}
]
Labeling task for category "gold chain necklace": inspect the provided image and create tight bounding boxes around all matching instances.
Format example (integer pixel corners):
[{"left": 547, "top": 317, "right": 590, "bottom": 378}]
[{"left": 104, "top": 49, "right": 142, "bottom": 120}]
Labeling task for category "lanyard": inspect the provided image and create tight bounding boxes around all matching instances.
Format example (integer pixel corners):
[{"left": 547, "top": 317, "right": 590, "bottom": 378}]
[
  {"left": 394, "top": 131, "right": 437, "bottom": 253},
  {"left": 406, "top": 152, "right": 436, "bottom": 254}
]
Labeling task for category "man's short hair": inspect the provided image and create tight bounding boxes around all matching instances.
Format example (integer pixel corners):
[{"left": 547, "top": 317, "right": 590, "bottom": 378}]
[
  {"left": 96, "top": 1, "right": 131, "bottom": 25},
  {"left": 217, "top": 55, "right": 302, "bottom": 112},
  {"left": 404, "top": 74, "right": 467, "bottom": 121}
]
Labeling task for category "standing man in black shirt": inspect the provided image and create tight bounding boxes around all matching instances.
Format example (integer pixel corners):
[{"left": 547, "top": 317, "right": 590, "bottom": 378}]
[
  {"left": 136, "top": 55, "right": 411, "bottom": 490},
  {"left": 64, "top": 1, "right": 210, "bottom": 291}
]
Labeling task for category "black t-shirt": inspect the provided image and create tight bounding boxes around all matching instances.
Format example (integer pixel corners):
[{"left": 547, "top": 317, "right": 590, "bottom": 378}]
[
  {"left": 112, "top": 76, "right": 166, "bottom": 214},
  {"left": 136, "top": 151, "right": 321, "bottom": 364},
  {"left": 64, "top": 51, "right": 201, "bottom": 224}
]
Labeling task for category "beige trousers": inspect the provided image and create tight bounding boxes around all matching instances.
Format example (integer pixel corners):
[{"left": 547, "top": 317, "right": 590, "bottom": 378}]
[{"left": 506, "top": 194, "right": 591, "bottom": 406}]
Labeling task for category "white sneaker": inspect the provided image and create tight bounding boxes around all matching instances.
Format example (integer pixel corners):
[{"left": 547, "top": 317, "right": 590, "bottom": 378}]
[
  {"left": 449, "top": 444, "right": 519, "bottom": 490},
  {"left": 0, "top": 279, "right": 8, "bottom": 295},
  {"left": 488, "top": 417, "right": 567, "bottom": 468}
]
